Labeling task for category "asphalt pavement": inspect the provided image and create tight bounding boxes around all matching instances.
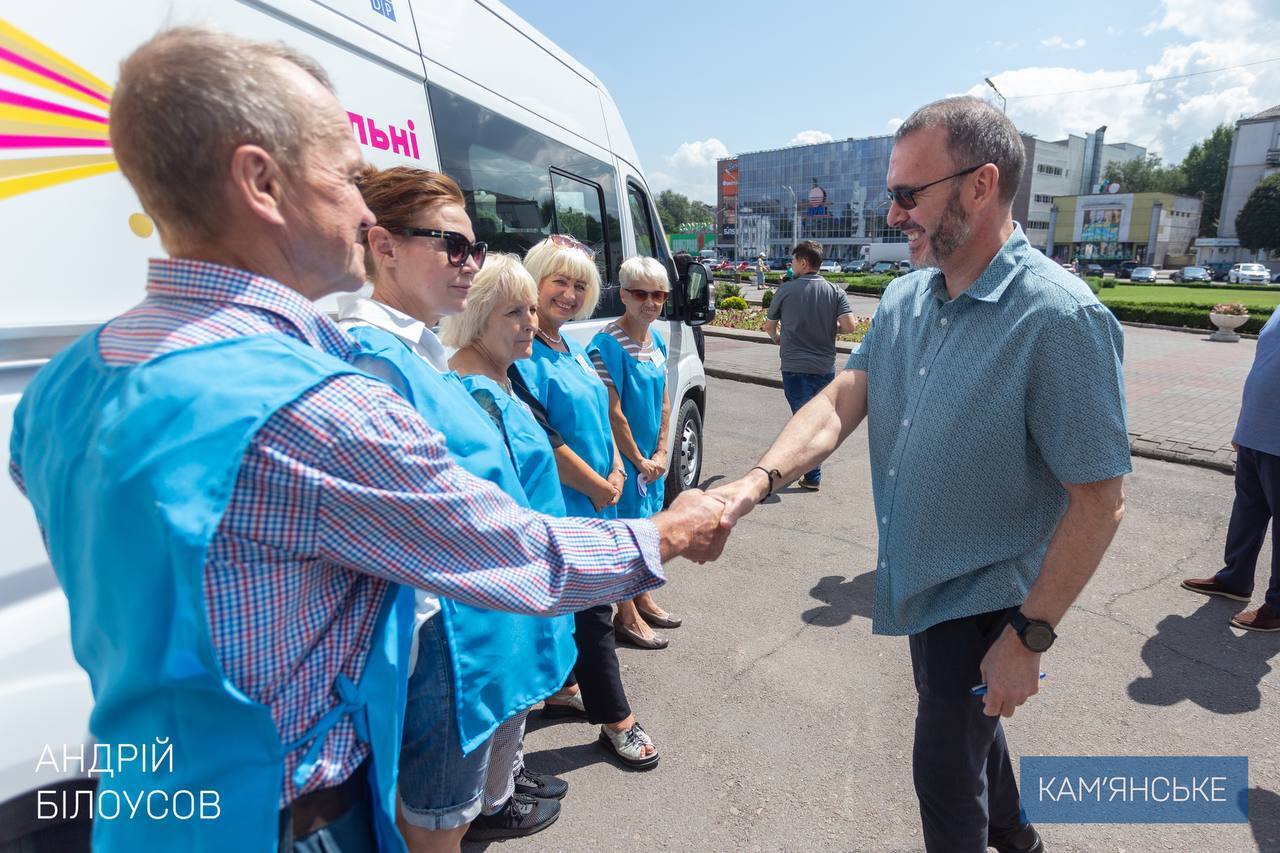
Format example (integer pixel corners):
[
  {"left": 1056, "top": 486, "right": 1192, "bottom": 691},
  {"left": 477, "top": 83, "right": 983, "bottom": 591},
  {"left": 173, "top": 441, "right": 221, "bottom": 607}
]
[{"left": 464, "top": 376, "right": 1279, "bottom": 853}]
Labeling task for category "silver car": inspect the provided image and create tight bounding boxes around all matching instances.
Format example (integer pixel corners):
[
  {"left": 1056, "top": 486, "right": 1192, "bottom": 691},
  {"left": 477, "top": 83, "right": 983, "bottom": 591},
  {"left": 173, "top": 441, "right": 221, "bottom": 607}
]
[{"left": 1130, "top": 266, "right": 1157, "bottom": 283}]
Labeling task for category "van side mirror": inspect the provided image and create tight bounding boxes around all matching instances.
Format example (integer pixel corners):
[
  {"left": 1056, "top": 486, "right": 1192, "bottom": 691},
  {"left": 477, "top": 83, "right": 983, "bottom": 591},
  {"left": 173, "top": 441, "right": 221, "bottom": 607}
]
[{"left": 683, "top": 262, "right": 714, "bottom": 327}]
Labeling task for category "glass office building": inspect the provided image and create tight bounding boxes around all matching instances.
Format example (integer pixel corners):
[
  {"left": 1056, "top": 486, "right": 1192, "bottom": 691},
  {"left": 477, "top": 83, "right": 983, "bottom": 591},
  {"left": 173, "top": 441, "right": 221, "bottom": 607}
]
[{"left": 716, "top": 135, "right": 903, "bottom": 262}]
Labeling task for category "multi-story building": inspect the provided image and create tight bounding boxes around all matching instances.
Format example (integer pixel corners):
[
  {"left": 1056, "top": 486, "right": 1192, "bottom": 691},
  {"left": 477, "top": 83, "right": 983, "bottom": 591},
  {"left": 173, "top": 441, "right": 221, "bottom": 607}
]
[
  {"left": 716, "top": 126, "right": 1146, "bottom": 262},
  {"left": 1049, "top": 191, "right": 1202, "bottom": 267},
  {"left": 1195, "top": 104, "right": 1280, "bottom": 269},
  {"left": 1013, "top": 127, "right": 1147, "bottom": 252}
]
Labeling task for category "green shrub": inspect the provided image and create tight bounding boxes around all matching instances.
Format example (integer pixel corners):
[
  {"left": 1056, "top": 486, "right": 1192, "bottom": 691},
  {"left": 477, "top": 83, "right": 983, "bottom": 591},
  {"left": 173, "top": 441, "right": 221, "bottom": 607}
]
[
  {"left": 1084, "top": 277, "right": 1102, "bottom": 295},
  {"left": 718, "top": 295, "right": 748, "bottom": 310},
  {"left": 717, "top": 282, "right": 742, "bottom": 299},
  {"left": 1103, "top": 301, "right": 1271, "bottom": 334},
  {"left": 761, "top": 289, "right": 774, "bottom": 309}
]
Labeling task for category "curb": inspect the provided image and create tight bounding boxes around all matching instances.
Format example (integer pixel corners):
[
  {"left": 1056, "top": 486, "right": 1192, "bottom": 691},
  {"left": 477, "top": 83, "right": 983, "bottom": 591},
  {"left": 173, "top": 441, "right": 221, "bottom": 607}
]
[{"left": 703, "top": 327, "right": 1236, "bottom": 475}]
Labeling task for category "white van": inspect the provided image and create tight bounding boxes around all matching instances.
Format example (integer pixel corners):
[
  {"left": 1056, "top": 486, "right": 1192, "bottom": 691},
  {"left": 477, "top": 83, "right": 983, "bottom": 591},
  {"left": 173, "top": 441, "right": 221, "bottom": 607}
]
[{"left": 0, "top": 1, "right": 712, "bottom": 846}]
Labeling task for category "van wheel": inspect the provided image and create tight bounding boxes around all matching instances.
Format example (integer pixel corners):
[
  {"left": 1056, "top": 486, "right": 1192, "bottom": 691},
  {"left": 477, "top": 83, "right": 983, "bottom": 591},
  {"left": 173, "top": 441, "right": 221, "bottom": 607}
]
[{"left": 664, "top": 397, "right": 703, "bottom": 506}]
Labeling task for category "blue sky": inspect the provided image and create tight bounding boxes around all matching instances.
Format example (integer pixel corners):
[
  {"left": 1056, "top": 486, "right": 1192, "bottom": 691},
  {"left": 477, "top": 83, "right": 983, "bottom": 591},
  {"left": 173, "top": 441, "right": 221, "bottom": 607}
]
[{"left": 503, "top": 0, "right": 1280, "bottom": 203}]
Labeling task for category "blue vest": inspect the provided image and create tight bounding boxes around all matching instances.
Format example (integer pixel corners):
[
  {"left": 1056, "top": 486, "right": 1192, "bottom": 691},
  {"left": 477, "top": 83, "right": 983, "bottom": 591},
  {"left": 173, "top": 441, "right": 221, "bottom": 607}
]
[
  {"left": 347, "top": 325, "right": 576, "bottom": 753},
  {"left": 458, "top": 374, "right": 567, "bottom": 519},
  {"left": 586, "top": 328, "right": 668, "bottom": 518},
  {"left": 10, "top": 331, "right": 414, "bottom": 852},
  {"left": 513, "top": 336, "right": 617, "bottom": 519}
]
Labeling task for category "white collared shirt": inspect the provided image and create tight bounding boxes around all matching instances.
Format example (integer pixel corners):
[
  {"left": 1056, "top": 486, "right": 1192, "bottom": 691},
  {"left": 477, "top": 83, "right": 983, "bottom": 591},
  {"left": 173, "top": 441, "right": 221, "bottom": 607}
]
[{"left": 335, "top": 293, "right": 445, "bottom": 634}]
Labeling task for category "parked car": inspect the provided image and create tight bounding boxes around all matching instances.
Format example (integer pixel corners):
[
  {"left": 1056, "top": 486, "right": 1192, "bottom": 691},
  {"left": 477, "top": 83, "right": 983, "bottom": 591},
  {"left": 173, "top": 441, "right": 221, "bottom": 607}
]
[
  {"left": 1116, "top": 261, "right": 1139, "bottom": 279},
  {"left": 842, "top": 259, "right": 871, "bottom": 273},
  {"left": 1130, "top": 266, "right": 1157, "bottom": 283},
  {"left": 1228, "top": 263, "right": 1271, "bottom": 284},
  {"left": 895, "top": 261, "right": 915, "bottom": 273},
  {"left": 768, "top": 257, "right": 789, "bottom": 270},
  {"left": 1171, "top": 266, "right": 1212, "bottom": 283},
  {"left": 1204, "top": 262, "right": 1231, "bottom": 281},
  {"left": 818, "top": 260, "right": 841, "bottom": 274},
  {"left": 871, "top": 261, "right": 898, "bottom": 274},
  {"left": 1273, "top": 269, "right": 1280, "bottom": 284},
  {"left": 1060, "top": 261, "right": 1077, "bottom": 274},
  {"left": 734, "top": 260, "right": 752, "bottom": 271},
  {"left": 1084, "top": 263, "right": 1104, "bottom": 277}
]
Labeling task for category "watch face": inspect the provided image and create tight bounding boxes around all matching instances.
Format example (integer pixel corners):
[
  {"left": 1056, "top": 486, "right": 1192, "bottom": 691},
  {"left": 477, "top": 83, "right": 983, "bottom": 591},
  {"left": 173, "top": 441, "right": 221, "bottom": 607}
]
[{"left": 1025, "top": 624, "right": 1055, "bottom": 652}]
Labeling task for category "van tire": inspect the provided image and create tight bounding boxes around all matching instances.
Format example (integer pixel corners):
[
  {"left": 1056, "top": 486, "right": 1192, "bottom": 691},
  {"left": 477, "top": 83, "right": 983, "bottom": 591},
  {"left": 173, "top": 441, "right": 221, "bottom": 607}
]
[{"left": 664, "top": 397, "right": 703, "bottom": 506}]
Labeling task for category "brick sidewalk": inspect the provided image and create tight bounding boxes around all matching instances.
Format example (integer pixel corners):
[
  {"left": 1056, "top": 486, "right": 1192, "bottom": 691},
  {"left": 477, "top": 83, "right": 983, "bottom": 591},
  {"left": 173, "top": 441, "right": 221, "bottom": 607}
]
[{"left": 704, "top": 312, "right": 1252, "bottom": 473}]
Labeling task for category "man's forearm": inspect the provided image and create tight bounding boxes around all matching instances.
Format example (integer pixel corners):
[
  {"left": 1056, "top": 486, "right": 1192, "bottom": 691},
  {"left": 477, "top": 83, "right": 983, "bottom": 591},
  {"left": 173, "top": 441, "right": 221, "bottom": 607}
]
[
  {"left": 755, "top": 369, "right": 867, "bottom": 488},
  {"left": 1021, "top": 476, "right": 1126, "bottom": 626}
]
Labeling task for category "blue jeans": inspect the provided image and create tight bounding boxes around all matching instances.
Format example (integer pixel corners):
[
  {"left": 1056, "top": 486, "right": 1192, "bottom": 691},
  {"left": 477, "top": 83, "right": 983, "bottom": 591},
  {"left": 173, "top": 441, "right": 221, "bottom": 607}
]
[
  {"left": 781, "top": 371, "right": 835, "bottom": 483},
  {"left": 398, "top": 615, "right": 493, "bottom": 829}
]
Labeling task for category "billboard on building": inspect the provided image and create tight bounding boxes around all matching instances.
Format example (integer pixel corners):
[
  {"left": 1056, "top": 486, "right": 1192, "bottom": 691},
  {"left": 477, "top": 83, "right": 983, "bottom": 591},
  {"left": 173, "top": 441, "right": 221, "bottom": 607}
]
[{"left": 1073, "top": 196, "right": 1133, "bottom": 259}]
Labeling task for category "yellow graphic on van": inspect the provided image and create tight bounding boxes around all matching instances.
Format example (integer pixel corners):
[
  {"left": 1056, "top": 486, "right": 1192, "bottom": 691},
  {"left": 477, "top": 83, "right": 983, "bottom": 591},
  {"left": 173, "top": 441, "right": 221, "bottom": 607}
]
[{"left": 0, "top": 18, "right": 116, "bottom": 200}]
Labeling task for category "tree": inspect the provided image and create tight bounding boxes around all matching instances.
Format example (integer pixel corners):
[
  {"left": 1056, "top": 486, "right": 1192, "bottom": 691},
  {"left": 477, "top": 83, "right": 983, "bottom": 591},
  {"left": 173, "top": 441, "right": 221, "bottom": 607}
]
[
  {"left": 1236, "top": 173, "right": 1280, "bottom": 253},
  {"left": 1102, "top": 153, "right": 1184, "bottom": 194},
  {"left": 1179, "top": 123, "right": 1233, "bottom": 237},
  {"left": 655, "top": 190, "right": 715, "bottom": 234}
]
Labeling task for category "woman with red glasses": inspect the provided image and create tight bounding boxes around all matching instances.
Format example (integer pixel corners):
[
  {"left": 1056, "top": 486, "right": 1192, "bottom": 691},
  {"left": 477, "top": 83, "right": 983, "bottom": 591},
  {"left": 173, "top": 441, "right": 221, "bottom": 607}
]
[
  {"left": 588, "top": 256, "right": 681, "bottom": 651},
  {"left": 513, "top": 236, "right": 661, "bottom": 771}
]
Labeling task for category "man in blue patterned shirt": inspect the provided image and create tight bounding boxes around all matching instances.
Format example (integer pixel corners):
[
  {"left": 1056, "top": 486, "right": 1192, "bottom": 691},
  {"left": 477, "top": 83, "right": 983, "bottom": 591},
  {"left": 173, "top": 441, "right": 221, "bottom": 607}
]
[{"left": 714, "top": 97, "right": 1130, "bottom": 852}]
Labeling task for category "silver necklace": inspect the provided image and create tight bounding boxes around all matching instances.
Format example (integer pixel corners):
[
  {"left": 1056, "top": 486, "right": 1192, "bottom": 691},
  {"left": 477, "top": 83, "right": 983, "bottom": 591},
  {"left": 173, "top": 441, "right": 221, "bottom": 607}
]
[{"left": 537, "top": 327, "right": 564, "bottom": 346}]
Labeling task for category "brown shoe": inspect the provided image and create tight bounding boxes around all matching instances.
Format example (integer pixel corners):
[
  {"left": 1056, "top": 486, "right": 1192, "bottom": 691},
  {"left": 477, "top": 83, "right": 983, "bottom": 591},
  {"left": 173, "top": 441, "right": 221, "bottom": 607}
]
[
  {"left": 1181, "top": 577, "right": 1250, "bottom": 602},
  {"left": 613, "top": 616, "right": 669, "bottom": 649},
  {"left": 1231, "top": 603, "right": 1280, "bottom": 632}
]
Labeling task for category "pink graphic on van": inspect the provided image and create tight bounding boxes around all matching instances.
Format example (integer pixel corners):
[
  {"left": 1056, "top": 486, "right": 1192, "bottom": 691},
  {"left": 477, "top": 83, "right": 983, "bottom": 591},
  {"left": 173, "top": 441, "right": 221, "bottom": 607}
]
[{"left": 347, "top": 111, "right": 420, "bottom": 160}]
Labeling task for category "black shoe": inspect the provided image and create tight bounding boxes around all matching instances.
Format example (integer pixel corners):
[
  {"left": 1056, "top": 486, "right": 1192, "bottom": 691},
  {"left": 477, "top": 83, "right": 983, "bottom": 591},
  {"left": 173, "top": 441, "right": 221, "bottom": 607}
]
[
  {"left": 514, "top": 766, "right": 568, "bottom": 800},
  {"left": 989, "top": 823, "right": 1044, "bottom": 853},
  {"left": 463, "top": 793, "right": 560, "bottom": 841},
  {"left": 797, "top": 476, "right": 820, "bottom": 491}
]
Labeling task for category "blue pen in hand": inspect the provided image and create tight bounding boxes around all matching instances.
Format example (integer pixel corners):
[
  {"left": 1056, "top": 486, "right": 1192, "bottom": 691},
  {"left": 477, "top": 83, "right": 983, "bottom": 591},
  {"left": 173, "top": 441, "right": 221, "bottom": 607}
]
[{"left": 970, "top": 672, "right": 1047, "bottom": 696}]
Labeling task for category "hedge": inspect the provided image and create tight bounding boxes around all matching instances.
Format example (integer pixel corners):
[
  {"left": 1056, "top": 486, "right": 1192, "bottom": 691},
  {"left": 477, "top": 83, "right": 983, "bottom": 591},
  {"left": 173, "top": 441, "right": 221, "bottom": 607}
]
[
  {"left": 1103, "top": 301, "right": 1271, "bottom": 334},
  {"left": 718, "top": 295, "right": 748, "bottom": 310}
]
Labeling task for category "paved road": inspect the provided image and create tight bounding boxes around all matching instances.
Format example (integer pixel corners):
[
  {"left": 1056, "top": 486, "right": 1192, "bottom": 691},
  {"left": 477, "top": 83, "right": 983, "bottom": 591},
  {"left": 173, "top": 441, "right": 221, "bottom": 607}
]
[
  {"left": 704, "top": 296, "right": 1254, "bottom": 472},
  {"left": 465, "top": 377, "right": 1278, "bottom": 853}
]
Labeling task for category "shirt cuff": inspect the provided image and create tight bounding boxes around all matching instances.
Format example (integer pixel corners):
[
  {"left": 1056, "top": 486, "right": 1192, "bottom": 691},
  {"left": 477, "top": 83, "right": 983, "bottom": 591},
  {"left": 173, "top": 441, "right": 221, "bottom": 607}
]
[{"left": 623, "top": 519, "right": 666, "bottom": 588}]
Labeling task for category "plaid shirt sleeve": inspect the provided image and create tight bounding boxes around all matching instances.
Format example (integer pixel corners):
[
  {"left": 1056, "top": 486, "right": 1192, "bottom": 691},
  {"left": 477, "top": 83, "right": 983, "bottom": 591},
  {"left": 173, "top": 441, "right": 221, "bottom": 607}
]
[{"left": 265, "top": 374, "right": 664, "bottom": 614}]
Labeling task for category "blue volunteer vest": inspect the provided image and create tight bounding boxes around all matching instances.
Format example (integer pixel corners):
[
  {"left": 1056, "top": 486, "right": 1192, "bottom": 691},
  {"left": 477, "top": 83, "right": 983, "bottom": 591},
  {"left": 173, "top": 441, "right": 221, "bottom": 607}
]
[
  {"left": 586, "top": 328, "right": 669, "bottom": 518},
  {"left": 10, "top": 331, "right": 414, "bottom": 852},
  {"left": 347, "top": 325, "right": 576, "bottom": 754},
  {"left": 513, "top": 336, "right": 618, "bottom": 519},
  {"left": 458, "top": 374, "right": 567, "bottom": 519}
]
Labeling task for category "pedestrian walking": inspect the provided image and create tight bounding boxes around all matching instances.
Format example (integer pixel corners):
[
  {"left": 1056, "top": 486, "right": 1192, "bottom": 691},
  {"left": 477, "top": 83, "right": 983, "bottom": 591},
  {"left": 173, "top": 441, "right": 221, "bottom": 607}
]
[{"left": 762, "top": 240, "right": 858, "bottom": 490}]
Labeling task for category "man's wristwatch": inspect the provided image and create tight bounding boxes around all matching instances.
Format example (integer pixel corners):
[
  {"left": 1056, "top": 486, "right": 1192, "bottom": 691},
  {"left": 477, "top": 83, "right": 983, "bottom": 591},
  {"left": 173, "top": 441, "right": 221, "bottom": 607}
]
[{"left": 1009, "top": 610, "right": 1056, "bottom": 653}]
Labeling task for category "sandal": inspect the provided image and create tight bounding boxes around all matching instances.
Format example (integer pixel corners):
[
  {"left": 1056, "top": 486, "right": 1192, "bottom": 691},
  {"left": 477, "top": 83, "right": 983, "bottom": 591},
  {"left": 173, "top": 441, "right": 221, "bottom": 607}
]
[
  {"left": 540, "top": 690, "right": 587, "bottom": 719},
  {"left": 598, "top": 721, "right": 659, "bottom": 770}
]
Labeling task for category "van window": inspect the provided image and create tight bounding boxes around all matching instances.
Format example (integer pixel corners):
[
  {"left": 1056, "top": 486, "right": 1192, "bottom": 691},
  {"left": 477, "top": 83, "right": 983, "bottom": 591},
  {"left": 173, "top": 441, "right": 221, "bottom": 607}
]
[
  {"left": 429, "top": 83, "right": 625, "bottom": 318},
  {"left": 627, "top": 183, "right": 658, "bottom": 259}
]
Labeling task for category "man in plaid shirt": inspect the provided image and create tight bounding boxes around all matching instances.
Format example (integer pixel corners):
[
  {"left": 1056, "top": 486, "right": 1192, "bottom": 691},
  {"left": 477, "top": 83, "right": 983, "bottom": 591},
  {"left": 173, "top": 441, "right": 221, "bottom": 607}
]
[{"left": 9, "top": 27, "right": 726, "bottom": 851}]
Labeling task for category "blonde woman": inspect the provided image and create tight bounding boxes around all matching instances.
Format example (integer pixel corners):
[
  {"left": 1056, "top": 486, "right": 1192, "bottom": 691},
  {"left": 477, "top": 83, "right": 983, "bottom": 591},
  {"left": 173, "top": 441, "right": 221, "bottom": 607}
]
[{"left": 511, "top": 236, "right": 659, "bottom": 770}]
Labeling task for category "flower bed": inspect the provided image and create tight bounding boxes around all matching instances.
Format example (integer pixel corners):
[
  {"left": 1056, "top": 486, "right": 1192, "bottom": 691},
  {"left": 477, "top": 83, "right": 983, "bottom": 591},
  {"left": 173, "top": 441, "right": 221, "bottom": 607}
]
[{"left": 709, "top": 307, "right": 870, "bottom": 342}]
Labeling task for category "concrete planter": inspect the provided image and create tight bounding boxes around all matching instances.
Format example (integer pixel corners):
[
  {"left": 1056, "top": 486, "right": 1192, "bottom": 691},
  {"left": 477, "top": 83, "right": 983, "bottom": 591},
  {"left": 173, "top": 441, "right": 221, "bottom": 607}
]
[{"left": 1209, "top": 312, "right": 1248, "bottom": 342}]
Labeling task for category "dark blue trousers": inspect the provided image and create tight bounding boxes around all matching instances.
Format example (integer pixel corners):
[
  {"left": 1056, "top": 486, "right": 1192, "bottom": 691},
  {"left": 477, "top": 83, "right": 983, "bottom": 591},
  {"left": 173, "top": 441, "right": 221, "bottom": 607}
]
[
  {"left": 781, "top": 370, "right": 834, "bottom": 483},
  {"left": 1215, "top": 445, "right": 1280, "bottom": 610},
  {"left": 909, "top": 608, "right": 1025, "bottom": 852}
]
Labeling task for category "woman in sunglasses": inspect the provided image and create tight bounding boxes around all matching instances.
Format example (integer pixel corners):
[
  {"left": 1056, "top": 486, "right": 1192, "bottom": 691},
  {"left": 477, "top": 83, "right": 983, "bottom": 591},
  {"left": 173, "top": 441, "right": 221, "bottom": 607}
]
[
  {"left": 339, "top": 167, "right": 575, "bottom": 848},
  {"left": 512, "top": 236, "right": 661, "bottom": 770},
  {"left": 587, "top": 256, "right": 680, "bottom": 651}
]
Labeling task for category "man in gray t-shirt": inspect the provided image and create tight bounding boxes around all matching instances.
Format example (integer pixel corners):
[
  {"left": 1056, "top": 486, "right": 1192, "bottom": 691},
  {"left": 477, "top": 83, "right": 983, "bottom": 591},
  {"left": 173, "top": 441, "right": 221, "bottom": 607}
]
[{"left": 762, "top": 240, "right": 856, "bottom": 490}]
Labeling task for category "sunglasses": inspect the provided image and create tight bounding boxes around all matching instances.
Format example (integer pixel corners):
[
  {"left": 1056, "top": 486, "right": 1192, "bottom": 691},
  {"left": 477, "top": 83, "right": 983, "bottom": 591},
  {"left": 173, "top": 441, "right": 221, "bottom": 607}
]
[
  {"left": 400, "top": 227, "right": 487, "bottom": 268},
  {"left": 886, "top": 161, "right": 996, "bottom": 210},
  {"left": 549, "top": 233, "right": 596, "bottom": 260},
  {"left": 622, "top": 287, "right": 668, "bottom": 304}
]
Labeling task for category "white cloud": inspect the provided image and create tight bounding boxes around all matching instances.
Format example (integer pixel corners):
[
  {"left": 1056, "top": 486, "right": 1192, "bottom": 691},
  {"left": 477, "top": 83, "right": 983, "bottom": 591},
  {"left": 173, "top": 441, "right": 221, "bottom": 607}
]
[
  {"left": 886, "top": 117, "right": 904, "bottom": 133},
  {"left": 1040, "top": 35, "right": 1086, "bottom": 49},
  {"left": 973, "top": 0, "right": 1280, "bottom": 162},
  {"left": 786, "top": 130, "right": 835, "bottom": 146},
  {"left": 647, "top": 137, "right": 728, "bottom": 204}
]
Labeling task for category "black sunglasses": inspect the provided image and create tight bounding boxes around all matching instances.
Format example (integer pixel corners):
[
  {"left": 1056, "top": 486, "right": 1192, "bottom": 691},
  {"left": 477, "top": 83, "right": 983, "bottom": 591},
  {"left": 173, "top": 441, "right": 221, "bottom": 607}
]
[
  {"left": 400, "top": 227, "right": 487, "bottom": 268},
  {"left": 886, "top": 161, "right": 996, "bottom": 210}
]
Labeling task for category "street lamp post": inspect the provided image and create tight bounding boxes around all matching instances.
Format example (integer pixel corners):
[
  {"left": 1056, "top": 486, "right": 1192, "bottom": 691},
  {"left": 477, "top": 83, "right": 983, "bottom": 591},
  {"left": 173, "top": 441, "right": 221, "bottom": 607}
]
[
  {"left": 781, "top": 184, "right": 800, "bottom": 252},
  {"left": 984, "top": 77, "right": 1006, "bottom": 114}
]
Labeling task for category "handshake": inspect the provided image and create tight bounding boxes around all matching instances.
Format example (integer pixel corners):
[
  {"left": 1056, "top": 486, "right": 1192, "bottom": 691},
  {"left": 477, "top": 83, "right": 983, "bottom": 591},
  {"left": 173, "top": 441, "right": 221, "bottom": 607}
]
[{"left": 651, "top": 471, "right": 773, "bottom": 563}]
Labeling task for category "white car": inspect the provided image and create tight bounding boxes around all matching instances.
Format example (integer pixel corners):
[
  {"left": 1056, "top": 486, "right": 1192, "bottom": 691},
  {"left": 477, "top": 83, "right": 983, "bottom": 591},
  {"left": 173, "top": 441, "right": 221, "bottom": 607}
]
[
  {"left": 818, "top": 260, "right": 842, "bottom": 274},
  {"left": 1228, "top": 263, "right": 1272, "bottom": 284}
]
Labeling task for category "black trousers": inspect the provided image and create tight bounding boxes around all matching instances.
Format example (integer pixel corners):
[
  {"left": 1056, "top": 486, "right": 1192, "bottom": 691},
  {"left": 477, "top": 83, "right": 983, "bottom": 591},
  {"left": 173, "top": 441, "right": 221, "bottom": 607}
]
[
  {"left": 564, "top": 604, "right": 631, "bottom": 724},
  {"left": 909, "top": 608, "right": 1024, "bottom": 853},
  {"left": 1215, "top": 445, "right": 1280, "bottom": 610}
]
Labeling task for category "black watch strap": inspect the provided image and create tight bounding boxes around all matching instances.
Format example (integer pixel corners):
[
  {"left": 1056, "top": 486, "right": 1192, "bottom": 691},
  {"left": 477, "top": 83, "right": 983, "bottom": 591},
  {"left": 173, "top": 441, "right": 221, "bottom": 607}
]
[{"left": 1010, "top": 609, "right": 1057, "bottom": 652}]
